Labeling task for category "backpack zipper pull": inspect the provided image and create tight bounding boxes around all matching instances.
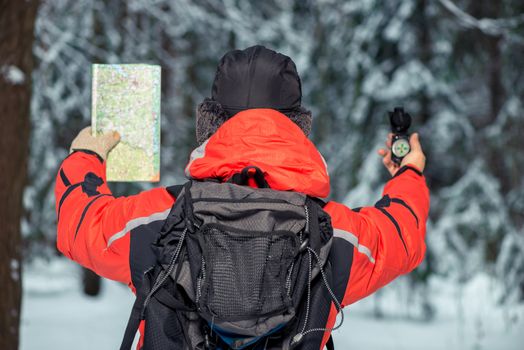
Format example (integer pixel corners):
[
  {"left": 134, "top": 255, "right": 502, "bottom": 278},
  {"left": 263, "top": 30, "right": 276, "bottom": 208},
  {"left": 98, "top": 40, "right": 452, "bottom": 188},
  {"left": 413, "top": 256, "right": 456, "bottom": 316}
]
[{"left": 304, "top": 205, "right": 310, "bottom": 233}]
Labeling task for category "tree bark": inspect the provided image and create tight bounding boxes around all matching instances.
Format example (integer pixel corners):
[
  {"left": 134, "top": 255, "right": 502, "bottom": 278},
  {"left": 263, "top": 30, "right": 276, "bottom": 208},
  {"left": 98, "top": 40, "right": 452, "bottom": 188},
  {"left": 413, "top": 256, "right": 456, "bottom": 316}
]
[{"left": 0, "top": 1, "right": 39, "bottom": 348}]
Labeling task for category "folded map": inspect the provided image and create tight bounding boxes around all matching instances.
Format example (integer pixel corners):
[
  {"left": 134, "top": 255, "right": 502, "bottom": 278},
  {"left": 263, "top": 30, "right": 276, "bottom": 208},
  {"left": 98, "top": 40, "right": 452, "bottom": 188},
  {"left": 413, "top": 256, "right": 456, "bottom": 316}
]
[{"left": 91, "top": 64, "right": 161, "bottom": 182}]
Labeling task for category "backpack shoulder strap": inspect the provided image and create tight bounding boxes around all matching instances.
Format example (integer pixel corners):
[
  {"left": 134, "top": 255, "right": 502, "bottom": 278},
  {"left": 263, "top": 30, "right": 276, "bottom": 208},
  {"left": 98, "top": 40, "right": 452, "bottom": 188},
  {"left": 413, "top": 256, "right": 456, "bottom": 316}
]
[
  {"left": 309, "top": 195, "right": 327, "bottom": 208},
  {"left": 120, "top": 287, "right": 147, "bottom": 350}
]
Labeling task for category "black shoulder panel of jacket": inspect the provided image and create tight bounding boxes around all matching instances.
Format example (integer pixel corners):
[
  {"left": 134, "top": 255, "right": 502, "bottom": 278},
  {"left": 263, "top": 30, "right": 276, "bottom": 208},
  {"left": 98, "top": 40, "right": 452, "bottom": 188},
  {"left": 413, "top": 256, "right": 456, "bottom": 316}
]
[
  {"left": 166, "top": 184, "right": 185, "bottom": 198},
  {"left": 129, "top": 220, "right": 165, "bottom": 290},
  {"left": 329, "top": 235, "right": 354, "bottom": 303}
]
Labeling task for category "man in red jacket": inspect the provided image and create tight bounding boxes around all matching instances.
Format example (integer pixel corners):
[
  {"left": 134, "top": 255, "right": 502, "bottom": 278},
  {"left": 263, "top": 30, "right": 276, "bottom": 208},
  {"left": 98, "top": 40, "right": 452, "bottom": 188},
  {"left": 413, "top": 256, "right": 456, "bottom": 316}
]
[{"left": 55, "top": 46, "right": 429, "bottom": 349}]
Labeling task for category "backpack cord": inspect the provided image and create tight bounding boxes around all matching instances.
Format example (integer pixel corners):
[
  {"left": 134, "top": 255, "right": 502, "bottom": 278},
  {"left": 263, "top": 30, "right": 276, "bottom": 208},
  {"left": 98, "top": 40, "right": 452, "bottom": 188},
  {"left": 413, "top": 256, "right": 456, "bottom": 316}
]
[
  {"left": 296, "top": 205, "right": 313, "bottom": 336},
  {"left": 196, "top": 255, "right": 206, "bottom": 303},
  {"left": 291, "top": 247, "right": 344, "bottom": 346},
  {"left": 299, "top": 249, "right": 313, "bottom": 336},
  {"left": 141, "top": 227, "right": 188, "bottom": 318},
  {"left": 304, "top": 205, "right": 310, "bottom": 232},
  {"left": 285, "top": 260, "right": 295, "bottom": 296}
]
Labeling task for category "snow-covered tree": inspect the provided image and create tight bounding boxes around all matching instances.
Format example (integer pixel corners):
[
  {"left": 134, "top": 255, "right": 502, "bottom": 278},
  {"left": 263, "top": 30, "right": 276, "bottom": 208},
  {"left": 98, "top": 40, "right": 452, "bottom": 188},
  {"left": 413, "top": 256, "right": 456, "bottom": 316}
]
[{"left": 26, "top": 0, "right": 524, "bottom": 314}]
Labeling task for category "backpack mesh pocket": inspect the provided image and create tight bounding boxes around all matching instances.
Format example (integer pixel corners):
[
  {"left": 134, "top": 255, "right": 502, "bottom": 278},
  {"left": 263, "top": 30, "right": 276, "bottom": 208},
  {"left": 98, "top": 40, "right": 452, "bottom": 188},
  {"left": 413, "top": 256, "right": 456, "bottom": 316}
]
[{"left": 197, "top": 223, "right": 298, "bottom": 321}]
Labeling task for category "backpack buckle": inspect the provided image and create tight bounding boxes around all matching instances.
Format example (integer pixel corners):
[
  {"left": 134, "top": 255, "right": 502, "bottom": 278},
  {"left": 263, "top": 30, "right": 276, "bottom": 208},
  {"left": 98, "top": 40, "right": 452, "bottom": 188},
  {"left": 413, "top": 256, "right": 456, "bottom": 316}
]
[
  {"left": 229, "top": 166, "right": 269, "bottom": 188},
  {"left": 299, "top": 238, "right": 310, "bottom": 253}
]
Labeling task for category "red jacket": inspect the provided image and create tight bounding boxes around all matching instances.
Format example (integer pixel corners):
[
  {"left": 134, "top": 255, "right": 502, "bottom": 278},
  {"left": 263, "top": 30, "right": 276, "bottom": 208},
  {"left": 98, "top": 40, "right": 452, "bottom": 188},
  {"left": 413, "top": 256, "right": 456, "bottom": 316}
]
[{"left": 55, "top": 109, "right": 429, "bottom": 349}]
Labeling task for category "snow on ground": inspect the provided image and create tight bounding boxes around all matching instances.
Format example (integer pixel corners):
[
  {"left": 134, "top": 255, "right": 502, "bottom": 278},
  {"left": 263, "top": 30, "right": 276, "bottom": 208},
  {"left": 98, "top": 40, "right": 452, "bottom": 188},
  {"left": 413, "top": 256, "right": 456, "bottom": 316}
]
[
  {"left": 21, "top": 258, "right": 134, "bottom": 350},
  {"left": 334, "top": 274, "right": 524, "bottom": 350},
  {"left": 21, "top": 258, "right": 524, "bottom": 350}
]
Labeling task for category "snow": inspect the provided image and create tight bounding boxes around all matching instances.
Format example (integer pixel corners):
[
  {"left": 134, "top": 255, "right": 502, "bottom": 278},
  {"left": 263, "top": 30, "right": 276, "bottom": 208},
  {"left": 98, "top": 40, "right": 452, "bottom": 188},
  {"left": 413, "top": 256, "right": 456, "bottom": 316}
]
[
  {"left": 336, "top": 274, "right": 524, "bottom": 350},
  {"left": 21, "top": 258, "right": 524, "bottom": 350},
  {"left": 11, "top": 259, "right": 20, "bottom": 281},
  {"left": 21, "top": 258, "right": 135, "bottom": 350},
  {"left": 22, "top": 1, "right": 524, "bottom": 348},
  {"left": 1, "top": 65, "right": 26, "bottom": 84}
]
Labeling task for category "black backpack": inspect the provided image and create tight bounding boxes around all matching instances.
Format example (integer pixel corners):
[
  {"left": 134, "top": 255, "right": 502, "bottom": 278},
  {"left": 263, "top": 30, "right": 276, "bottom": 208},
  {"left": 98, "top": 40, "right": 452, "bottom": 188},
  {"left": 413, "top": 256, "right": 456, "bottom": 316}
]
[{"left": 120, "top": 167, "right": 343, "bottom": 350}]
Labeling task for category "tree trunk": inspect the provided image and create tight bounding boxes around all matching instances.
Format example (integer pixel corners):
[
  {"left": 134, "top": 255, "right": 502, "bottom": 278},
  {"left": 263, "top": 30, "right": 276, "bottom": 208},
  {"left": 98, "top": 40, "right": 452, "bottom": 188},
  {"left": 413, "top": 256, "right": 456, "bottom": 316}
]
[{"left": 0, "top": 1, "right": 39, "bottom": 348}]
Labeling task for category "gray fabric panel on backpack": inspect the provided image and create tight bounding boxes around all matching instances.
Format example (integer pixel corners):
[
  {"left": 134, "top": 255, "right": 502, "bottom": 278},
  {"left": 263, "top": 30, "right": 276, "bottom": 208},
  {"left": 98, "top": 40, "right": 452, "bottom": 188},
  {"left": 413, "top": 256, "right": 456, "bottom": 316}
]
[
  {"left": 189, "top": 181, "right": 307, "bottom": 206},
  {"left": 193, "top": 201, "right": 306, "bottom": 233},
  {"left": 189, "top": 182, "right": 308, "bottom": 340}
]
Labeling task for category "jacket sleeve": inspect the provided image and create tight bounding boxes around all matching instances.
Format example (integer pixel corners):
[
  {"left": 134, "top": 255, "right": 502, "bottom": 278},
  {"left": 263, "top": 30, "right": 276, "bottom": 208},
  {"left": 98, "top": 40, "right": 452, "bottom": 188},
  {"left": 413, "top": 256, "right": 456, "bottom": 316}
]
[
  {"left": 54, "top": 150, "right": 175, "bottom": 289},
  {"left": 324, "top": 164, "right": 430, "bottom": 306}
]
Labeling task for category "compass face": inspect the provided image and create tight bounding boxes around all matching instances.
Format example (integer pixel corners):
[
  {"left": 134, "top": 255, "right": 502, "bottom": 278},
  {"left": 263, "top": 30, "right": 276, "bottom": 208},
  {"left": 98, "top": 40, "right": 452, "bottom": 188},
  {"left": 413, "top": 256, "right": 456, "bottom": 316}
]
[{"left": 392, "top": 138, "right": 410, "bottom": 158}]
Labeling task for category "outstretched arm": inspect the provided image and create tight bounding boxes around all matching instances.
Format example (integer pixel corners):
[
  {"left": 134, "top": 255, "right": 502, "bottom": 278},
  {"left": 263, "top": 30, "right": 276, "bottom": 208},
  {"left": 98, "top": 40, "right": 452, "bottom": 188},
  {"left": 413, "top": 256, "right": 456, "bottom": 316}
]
[
  {"left": 326, "top": 133, "right": 429, "bottom": 305},
  {"left": 55, "top": 128, "right": 175, "bottom": 289}
]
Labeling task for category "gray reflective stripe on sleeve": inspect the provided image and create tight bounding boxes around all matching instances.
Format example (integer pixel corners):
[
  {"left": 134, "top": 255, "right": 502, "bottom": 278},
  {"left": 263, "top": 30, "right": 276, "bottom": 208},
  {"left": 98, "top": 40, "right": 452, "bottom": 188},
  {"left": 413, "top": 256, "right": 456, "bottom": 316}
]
[
  {"left": 184, "top": 139, "right": 209, "bottom": 178},
  {"left": 333, "top": 228, "right": 376, "bottom": 264},
  {"left": 106, "top": 208, "right": 171, "bottom": 249}
]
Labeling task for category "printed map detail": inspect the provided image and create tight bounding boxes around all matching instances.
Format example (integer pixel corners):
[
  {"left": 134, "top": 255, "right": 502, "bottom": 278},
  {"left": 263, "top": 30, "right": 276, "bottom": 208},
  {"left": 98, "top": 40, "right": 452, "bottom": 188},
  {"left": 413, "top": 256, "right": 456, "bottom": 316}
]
[{"left": 92, "top": 64, "right": 161, "bottom": 182}]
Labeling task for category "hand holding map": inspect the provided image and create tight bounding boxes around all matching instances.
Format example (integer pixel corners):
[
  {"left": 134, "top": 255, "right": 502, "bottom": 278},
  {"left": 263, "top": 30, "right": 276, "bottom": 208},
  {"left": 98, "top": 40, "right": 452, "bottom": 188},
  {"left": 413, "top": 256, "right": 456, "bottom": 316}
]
[
  {"left": 91, "top": 64, "right": 161, "bottom": 182},
  {"left": 70, "top": 126, "right": 120, "bottom": 160}
]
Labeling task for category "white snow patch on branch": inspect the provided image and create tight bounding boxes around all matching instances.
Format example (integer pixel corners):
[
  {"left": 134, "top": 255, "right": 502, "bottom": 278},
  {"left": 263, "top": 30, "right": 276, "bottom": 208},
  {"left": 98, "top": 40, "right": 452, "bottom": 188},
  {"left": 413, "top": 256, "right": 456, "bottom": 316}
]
[
  {"left": 11, "top": 259, "right": 20, "bottom": 281},
  {"left": 439, "top": 0, "right": 524, "bottom": 44},
  {"left": 1, "top": 65, "right": 26, "bottom": 84},
  {"left": 1, "top": 65, "right": 26, "bottom": 85}
]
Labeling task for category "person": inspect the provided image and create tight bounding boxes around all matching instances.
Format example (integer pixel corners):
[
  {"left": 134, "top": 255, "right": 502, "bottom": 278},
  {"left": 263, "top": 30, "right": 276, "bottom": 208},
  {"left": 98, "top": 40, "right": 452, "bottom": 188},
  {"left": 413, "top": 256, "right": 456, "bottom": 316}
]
[{"left": 55, "top": 45, "right": 429, "bottom": 349}]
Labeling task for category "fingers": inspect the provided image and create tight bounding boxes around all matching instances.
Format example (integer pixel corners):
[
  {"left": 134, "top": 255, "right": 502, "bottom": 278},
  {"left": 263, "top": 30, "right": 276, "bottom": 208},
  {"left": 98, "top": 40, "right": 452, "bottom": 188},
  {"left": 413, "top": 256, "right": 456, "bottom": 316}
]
[
  {"left": 386, "top": 133, "right": 393, "bottom": 148},
  {"left": 382, "top": 148, "right": 391, "bottom": 166},
  {"left": 379, "top": 132, "right": 424, "bottom": 176},
  {"left": 378, "top": 146, "right": 399, "bottom": 177},
  {"left": 98, "top": 129, "right": 120, "bottom": 143},
  {"left": 384, "top": 155, "right": 399, "bottom": 176},
  {"left": 409, "top": 133, "right": 422, "bottom": 152},
  {"left": 382, "top": 149, "right": 395, "bottom": 172},
  {"left": 100, "top": 130, "right": 121, "bottom": 152},
  {"left": 378, "top": 134, "right": 394, "bottom": 157},
  {"left": 100, "top": 130, "right": 120, "bottom": 140},
  {"left": 400, "top": 132, "right": 426, "bottom": 172},
  {"left": 110, "top": 130, "right": 121, "bottom": 142}
]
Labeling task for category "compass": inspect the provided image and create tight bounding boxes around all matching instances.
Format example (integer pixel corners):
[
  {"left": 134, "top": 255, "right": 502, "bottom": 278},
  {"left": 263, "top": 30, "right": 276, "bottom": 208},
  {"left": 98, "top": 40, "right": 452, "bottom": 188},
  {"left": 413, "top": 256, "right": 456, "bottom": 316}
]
[
  {"left": 388, "top": 107, "right": 412, "bottom": 165},
  {"left": 392, "top": 137, "right": 411, "bottom": 158}
]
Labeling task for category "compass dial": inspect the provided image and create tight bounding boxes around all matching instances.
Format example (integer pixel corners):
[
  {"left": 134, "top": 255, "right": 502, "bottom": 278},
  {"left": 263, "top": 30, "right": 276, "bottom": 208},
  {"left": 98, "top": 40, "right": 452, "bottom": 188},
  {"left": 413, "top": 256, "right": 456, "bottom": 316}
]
[{"left": 392, "top": 138, "right": 410, "bottom": 158}]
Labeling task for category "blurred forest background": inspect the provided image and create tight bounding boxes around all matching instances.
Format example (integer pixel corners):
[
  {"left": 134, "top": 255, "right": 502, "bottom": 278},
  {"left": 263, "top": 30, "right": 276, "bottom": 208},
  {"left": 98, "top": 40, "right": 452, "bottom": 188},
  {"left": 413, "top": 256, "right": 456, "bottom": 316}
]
[{"left": 1, "top": 0, "right": 523, "bottom": 349}]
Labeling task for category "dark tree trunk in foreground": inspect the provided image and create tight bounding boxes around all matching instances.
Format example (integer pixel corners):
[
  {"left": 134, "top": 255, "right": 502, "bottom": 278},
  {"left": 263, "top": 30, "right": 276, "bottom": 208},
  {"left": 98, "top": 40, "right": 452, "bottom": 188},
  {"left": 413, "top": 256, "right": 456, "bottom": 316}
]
[{"left": 0, "top": 1, "right": 39, "bottom": 348}]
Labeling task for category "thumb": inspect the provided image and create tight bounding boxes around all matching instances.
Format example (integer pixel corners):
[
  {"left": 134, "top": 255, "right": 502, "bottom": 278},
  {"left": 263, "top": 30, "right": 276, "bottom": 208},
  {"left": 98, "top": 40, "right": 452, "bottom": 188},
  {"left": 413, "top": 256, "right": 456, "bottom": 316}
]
[
  {"left": 100, "top": 130, "right": 121, "bottom": 149},
  {"left": 409, "top": 133, "right": 422, "bottom": 152},
  {"left": 102, "top": 130, "right": 120, "bottom": 141}
]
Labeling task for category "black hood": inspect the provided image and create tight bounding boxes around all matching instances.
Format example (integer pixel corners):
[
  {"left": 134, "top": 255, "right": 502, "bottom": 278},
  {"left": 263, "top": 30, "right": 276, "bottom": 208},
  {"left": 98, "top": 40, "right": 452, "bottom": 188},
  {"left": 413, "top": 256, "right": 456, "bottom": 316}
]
[{"left": 211, "top": 45, "right": 302, "bottom": 117}]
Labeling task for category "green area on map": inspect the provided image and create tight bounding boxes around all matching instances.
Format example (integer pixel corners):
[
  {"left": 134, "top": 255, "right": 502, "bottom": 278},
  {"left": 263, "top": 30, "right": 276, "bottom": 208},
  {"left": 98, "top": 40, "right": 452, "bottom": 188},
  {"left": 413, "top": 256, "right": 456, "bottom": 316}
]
[{"left": 91, "top": 64, "right": 161, "bottom": 182}]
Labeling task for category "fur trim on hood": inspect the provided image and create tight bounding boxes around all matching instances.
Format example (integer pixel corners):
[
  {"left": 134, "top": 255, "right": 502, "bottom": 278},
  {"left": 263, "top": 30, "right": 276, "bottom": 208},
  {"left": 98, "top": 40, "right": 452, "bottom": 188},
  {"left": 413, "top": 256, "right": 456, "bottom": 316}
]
[{"left": 196, "top": 98, "right": 312, "bottom": 145}]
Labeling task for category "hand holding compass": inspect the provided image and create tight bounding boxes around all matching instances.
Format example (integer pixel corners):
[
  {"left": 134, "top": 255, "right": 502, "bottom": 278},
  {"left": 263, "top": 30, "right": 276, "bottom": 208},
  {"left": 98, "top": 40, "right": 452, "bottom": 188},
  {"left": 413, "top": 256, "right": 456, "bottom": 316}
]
[{"left": 377, "top": 107, "right": 426, "bottom": 176}]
